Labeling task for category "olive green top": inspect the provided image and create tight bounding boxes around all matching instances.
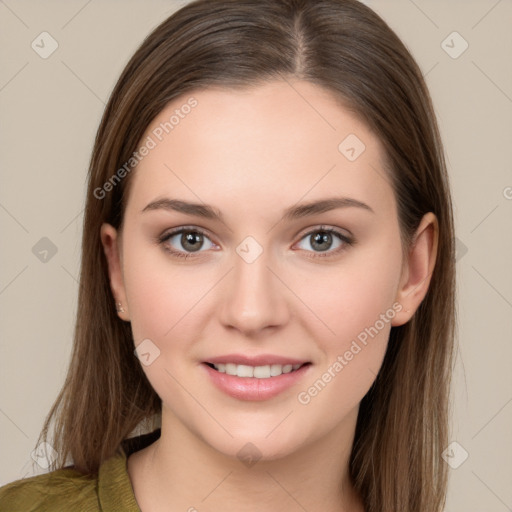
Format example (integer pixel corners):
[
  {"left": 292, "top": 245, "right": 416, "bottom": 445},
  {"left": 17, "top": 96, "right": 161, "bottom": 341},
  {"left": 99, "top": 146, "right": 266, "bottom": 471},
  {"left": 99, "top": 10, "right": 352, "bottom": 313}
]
[{"left": 0, "top": 430, "right": 161, "bottom": 512}]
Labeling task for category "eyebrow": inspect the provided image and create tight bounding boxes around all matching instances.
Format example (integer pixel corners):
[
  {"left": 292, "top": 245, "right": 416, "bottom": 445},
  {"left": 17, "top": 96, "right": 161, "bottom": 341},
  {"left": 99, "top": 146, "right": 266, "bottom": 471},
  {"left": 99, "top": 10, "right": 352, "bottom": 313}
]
[{"left": 141, "top": 196, "right": 374, "bottom": 221}]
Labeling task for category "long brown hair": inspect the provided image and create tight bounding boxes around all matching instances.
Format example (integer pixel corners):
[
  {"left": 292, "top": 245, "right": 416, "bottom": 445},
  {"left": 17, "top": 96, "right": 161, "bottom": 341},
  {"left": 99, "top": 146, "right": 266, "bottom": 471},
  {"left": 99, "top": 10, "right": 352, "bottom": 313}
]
[{"left": 36, "top": 1, "right": 456, "bottom": 510}]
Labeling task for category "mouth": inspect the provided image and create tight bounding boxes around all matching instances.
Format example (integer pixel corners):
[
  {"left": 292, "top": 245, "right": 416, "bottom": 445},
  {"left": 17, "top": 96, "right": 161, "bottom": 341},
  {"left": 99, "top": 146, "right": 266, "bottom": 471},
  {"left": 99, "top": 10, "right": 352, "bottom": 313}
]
[
  {"left": 203, "top": 362, "right": 310, "bottom": 379},
  {"left": 201, "top": 354, "right": 312, "bottom": 400}
]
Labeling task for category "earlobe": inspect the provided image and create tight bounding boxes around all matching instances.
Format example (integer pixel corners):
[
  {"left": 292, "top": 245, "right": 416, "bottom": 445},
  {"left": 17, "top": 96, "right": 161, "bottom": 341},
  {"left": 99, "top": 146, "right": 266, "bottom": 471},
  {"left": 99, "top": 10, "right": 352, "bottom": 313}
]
[
  {"left": 391, "top": 212, "right": 438, "bottom": 326},
  {"left": 100, "top": 223, "right": 130, "bottom": 321}
]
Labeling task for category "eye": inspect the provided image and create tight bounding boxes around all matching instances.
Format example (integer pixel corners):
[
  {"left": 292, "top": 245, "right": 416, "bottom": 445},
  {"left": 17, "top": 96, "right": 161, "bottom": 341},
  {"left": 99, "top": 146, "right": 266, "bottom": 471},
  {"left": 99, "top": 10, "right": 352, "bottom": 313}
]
[
  {"left": 294, "top": 226, "right": 353, "bottom": 258},
  {"left": 159, "top": 227, "right": 216, "bottom": 259},
  {"left": 158, "top": 225, "right": 354, "bottom": 260}
]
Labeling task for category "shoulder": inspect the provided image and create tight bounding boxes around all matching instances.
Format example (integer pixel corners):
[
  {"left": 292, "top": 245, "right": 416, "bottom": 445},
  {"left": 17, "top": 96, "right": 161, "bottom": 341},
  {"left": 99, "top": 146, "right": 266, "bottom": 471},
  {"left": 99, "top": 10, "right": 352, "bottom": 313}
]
[
  {"left": 0, "top": 434, "right": 160, "bottom": 512},
  {"left": 0, "top": 467, "right": 99, "bottom": 512}
]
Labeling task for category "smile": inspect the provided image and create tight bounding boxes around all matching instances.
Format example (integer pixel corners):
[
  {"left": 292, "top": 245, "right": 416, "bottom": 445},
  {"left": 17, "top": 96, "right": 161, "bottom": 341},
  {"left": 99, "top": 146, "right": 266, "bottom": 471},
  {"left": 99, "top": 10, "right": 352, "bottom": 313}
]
[
  {"left": 206, "top": 362, "right": 304, "bottom": 379},
  {"left": 202, "top": 358, "right": 312, "bottom": 401}
]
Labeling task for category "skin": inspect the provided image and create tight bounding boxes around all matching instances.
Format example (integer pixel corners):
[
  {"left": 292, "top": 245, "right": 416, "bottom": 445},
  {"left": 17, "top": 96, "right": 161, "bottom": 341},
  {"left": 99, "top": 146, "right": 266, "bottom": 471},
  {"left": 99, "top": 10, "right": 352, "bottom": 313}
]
[{"left": 101, "top": 80, "right": 438, "bottom": 512}]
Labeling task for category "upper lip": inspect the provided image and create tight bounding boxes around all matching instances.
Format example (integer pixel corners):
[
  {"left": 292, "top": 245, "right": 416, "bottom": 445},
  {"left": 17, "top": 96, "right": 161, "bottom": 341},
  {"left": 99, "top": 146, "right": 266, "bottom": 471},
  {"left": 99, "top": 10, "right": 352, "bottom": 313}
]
[{"left": 204, "top": 354, "right": 309, "bottom": 366}]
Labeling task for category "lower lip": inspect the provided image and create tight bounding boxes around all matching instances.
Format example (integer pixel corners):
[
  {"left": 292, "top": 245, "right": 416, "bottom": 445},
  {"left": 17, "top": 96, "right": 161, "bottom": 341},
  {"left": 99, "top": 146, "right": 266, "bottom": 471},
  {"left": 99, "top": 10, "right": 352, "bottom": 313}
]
[{"left": 202, "top": 363, "right": 311, "bottom": 401}]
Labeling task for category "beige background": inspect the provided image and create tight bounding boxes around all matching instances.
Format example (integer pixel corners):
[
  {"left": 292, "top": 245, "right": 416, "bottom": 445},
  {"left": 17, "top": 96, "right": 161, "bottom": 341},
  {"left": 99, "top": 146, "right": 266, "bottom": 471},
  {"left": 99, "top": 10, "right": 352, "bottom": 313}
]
[{"left": 1, "top": 0, "right": 511, "bottom": 510}]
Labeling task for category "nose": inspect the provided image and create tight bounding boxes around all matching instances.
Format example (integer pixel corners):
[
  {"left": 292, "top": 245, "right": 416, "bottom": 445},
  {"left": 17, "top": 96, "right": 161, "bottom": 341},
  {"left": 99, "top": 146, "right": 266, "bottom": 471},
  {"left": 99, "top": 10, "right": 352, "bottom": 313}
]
[{"left": 219, "top": 247, "right": 290, "bottom": 336}]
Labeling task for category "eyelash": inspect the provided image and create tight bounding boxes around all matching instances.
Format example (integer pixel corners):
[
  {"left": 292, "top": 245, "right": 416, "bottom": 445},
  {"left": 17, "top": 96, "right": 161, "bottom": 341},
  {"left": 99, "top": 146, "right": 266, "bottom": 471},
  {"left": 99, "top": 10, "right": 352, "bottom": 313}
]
[{"left": 158, "top": 225, "right": 354, "bottom": 260}]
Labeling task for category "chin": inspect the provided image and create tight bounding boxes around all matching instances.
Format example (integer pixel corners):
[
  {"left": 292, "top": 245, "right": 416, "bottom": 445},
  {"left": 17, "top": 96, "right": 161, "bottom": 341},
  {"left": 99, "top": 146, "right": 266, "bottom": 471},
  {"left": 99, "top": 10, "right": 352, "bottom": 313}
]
[{"left": 196, "top": 422, "right": 312, "bottom": 465}]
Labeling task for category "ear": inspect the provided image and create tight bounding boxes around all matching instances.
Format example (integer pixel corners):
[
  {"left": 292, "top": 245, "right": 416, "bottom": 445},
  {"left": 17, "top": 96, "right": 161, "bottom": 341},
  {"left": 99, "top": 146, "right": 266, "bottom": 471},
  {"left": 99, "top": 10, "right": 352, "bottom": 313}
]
[
  {"left": 100, "top": 223, "right": 130, "bottom": 321},
  {"left": 391, "top": 212, "right": 438, "bottom": 326}
]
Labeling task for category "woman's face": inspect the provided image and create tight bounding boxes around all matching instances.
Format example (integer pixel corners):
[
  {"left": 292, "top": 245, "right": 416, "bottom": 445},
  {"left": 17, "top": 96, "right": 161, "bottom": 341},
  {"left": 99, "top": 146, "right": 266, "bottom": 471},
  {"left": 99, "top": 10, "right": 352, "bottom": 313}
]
[{"left": 103, "top": 80, "right": 414, "bottom": 460}]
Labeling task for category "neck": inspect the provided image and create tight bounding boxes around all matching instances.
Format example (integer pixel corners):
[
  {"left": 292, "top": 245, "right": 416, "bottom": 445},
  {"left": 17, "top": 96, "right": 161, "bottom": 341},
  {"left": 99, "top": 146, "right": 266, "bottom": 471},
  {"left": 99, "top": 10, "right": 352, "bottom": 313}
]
[{"left": 129, "top": 407, "right": 364, "bottom": 512}]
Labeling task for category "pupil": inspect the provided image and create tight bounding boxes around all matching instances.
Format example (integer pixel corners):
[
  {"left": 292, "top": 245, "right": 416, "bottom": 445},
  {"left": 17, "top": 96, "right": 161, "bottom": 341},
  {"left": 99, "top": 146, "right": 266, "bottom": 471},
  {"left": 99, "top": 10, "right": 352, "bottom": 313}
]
[
  {"left": 183, "top": 232, "right": 202, "bottom": 252},
  {"left": 312, "top": 231, "right": 331, "bottom": 251}
]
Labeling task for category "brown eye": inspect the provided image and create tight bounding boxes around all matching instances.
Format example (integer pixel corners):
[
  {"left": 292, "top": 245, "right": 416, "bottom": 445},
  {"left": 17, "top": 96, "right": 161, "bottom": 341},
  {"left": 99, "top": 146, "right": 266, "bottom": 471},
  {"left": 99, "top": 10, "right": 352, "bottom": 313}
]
[{"left": 179, "top": 231, "right": 204, "bottom": 252}]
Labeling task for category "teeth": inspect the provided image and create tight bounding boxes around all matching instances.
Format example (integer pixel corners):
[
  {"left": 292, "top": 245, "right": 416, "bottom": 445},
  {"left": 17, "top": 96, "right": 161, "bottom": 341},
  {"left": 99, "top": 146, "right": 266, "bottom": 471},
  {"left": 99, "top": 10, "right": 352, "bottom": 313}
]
[
  {"left": 270, "top": 364, "right": 283, "bottom": 376},
  {"left": 254, "top": 365, "right": 271, "bottom": 378},
  {"left": 212, "top": 363, "right": 302, "bottom": 378},
  {"left": 237, "top": 364, "right": 254, "bottom": 378}
]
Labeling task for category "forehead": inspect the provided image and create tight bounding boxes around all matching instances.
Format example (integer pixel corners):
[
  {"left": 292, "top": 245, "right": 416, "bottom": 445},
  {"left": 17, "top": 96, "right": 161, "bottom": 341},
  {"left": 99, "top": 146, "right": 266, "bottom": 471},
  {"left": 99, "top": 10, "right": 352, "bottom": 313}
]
[{"left": 126, "top": 80, "right": 394, "bottom": 218}]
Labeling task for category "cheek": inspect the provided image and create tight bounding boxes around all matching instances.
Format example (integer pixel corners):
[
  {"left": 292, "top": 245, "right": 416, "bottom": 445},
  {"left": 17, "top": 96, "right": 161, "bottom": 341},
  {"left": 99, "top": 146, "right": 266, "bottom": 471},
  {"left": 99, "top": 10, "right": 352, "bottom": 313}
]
[
  {"left": 300, "top": 245, "right": 402, "bottom": 349},
  {"left": 121, "top": 248, "right": 211, "bottom": 406},
  {"left": 305, "top": 282, "right": 393, "bottom": 382},
  {"left": 294, "top": 289, "right": 394, "bottom": 423},
  {"left": 122, "top": 240, "right": 209, "bottom": 343},
  {"left": 293, "top": 245, "right": 402, "bottom": 408}
]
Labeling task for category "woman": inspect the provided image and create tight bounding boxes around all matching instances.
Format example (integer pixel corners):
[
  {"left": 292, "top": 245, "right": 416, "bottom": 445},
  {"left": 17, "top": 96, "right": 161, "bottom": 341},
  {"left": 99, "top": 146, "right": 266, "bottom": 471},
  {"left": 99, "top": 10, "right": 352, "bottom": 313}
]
[{"left": 0, "top": 0, "right": 456, "bottom": 510}]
